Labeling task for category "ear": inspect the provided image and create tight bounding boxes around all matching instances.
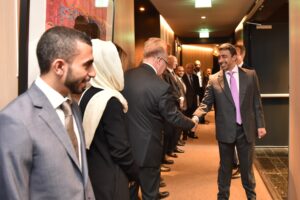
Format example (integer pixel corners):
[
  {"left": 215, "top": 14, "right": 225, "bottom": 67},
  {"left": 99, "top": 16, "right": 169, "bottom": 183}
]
[{"left": 52, "top": 59, "right": 67, "bottom": 77}]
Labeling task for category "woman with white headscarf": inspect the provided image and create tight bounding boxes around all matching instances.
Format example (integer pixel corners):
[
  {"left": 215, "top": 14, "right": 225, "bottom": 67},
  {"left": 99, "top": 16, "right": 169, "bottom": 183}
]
[{"left": 79, "top": 39, "right": 138, "bottom": 200}]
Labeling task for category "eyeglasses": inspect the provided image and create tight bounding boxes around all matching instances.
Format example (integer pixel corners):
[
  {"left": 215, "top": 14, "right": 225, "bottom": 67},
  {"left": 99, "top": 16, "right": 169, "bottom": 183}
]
[{"left": 158, "top": 57, "right": 168, "bottom": 65}]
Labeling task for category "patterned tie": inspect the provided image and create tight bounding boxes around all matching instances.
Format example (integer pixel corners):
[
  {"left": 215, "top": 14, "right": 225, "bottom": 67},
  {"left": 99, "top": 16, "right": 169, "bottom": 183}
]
[
  {"left": 228, "top": 72, "right": 242, "bottom": 124},
  {"left": 61, "top": 100, "right": 79, "bottom": 159}
]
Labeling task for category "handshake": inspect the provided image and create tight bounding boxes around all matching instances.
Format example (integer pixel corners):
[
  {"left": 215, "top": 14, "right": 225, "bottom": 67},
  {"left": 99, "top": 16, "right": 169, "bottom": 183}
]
[{"left": 191, "top": 116, "right": 199, "bottom": 132}]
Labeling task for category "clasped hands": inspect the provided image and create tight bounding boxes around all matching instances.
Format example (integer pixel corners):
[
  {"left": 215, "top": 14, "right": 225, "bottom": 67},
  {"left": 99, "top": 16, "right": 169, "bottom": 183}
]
[{"left": 191, "top": 116, "right": 199, "bottom": 132}]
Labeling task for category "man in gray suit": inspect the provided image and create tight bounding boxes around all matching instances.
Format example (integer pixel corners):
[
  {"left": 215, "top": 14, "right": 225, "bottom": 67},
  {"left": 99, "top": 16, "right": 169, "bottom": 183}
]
[
  {"left": 193, "top": 43, "right": 267, "bottom": 200},
  {"left": 0, "top": 26, "right": 96, "bottom": 199}
]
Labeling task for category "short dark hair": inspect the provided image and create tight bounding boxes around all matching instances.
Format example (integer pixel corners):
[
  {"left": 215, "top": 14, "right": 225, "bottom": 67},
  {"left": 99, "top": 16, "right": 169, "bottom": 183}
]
[
  {"left": 218, "top": 43, "right": 237, "bottom": 56},
  {"left": 36, "top": 26, "right": 92, "bottom": 75}
]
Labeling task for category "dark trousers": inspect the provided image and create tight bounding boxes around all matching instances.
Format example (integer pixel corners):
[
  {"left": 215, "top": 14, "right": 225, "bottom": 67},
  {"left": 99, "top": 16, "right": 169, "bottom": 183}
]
[
  {"left": 217, "top": 125, "right": 256, "bottom": 200},
  {"left": 130, "top": 167, "right": 160, "bottom": 200}
]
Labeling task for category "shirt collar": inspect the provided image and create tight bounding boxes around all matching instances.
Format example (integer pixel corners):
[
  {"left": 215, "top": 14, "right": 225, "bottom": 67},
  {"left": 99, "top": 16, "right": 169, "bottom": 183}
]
[
  {"left": 35, "top": 77, "right": 68, "bottom": 109},
  {"left": 227, "top": 65, "right": 239, "bottom": 74},
  {"left": 167, "top": 68, "right": 174, "bottom": 73}
]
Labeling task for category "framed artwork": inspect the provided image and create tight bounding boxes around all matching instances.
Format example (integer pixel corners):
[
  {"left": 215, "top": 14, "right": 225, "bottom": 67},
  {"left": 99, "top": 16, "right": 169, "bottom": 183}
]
[
  {"left": 46, "top": 0, "right": 114, "bottom": 40},
  {"left": 19, "top": 0, "right": 115, "bottom": 94}
]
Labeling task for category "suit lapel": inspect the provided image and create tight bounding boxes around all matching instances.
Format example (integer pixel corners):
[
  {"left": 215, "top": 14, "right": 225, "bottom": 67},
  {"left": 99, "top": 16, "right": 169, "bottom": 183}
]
[
  {"left": 238, "top": 68, "right": 247, "bottom": 105},
  {"left": 217, "top": 70, "right": 235, "bottom": 105},
  {"left": 72, "top": 103, "right": 89, "bottom": 185},
  {"left": 28, "top": 84, "right": 81, "bottom": 171}
]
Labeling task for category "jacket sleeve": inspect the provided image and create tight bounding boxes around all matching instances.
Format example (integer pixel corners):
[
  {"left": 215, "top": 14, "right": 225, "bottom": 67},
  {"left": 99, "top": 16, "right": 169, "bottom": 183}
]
[
  {"left": 0, "top": 113, "right": 32, "bottom": 200},
  {"left": 252, "top": 70, "right": 266, "bottom": 128},
  {"left": 158, "top": 86, "right": 195, "bottom": 130}
]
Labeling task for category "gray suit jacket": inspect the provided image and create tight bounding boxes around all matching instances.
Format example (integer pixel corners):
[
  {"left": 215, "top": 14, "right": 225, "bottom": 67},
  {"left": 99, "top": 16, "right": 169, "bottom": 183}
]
[
  {"left": 193, "top": 68, "right": 265, "bottom": 143},
  {"left": 0, "top": 84, "right": 95, "bottom": 200}
]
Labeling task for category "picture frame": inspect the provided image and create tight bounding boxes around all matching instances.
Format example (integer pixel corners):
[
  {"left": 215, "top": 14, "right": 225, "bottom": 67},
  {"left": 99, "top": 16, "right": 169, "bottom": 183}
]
[{"left": 19, "top": 0, "right": 115, "bottom": 94}]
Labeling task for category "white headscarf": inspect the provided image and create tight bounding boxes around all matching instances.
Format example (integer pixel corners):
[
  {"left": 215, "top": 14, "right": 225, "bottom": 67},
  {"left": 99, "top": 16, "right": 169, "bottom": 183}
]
[{"left": 80, "top": 39, "right": 128, "bottom": 149}]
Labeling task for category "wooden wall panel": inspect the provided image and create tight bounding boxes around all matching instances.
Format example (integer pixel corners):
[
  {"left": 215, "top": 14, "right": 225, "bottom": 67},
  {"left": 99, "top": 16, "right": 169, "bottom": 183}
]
[
  {"left": 0, "top": 0, "right": 19, "bottom": 109},
  {"left": 181, "top": 44, "right": 215, "bottom": 71},
  {"left": 289, "top": 0, "right": 300, "bottom": 199},
  {"left": 114, "top": 0, "right": 135, "bottom": 71}
]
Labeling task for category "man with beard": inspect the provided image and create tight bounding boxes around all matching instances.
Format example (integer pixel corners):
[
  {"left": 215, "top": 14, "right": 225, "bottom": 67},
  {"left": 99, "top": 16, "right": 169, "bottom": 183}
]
[
  {"left": 193, "top": 43, "right": 266, "bottom": 199},
  {"left": 0, "top": 26, "right": 96, "bottom": 200}
]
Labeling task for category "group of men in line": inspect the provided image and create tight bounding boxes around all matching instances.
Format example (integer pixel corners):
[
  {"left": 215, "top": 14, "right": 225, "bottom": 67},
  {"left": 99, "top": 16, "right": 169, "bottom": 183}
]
[{"left": 0, "top": 26, "right": 266, "bottom": 200}]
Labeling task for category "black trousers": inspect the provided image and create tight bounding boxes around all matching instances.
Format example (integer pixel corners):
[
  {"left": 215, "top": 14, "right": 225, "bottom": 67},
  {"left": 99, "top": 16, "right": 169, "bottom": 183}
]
[
  {"left": 130, "top": 167, "right": 160, "bottom": 200},
  {"left": 217, "top": 125, "right": 256, "bottom": 200}
]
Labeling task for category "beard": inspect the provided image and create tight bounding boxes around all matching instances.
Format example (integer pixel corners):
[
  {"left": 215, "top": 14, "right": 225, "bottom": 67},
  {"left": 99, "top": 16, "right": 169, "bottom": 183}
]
[{"left": 64, "top": 68, "right": 90, "bottom": 94}]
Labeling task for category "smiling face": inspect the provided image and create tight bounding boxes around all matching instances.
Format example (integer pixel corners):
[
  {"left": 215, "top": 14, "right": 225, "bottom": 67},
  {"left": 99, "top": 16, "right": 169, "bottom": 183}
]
[
  {"left": 176, "top": 66, "right": 185, "bottom": 77},
  {"left": 64, "top": 41, "right": 95, "bottom": 94},
  {"left": 218, "top": 49, "right": 237, "bottom": 72}
]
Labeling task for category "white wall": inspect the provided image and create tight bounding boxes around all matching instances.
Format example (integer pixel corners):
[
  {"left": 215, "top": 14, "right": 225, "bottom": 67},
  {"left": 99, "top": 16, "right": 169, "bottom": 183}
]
[{"left": 28, "top": 0, "right": 46, "bottom": 86}]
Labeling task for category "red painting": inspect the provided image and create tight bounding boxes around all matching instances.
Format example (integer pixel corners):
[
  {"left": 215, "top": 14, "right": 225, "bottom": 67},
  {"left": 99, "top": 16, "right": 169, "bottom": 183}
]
[{"left": 46, "top": 0, "right": 112, "bottom": 40}]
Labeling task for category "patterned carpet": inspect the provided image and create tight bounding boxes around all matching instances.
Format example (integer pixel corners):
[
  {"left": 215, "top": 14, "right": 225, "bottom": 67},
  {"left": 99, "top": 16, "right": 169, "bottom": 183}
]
[{"left": 254, "top": 147, "right": 288, "bottom": 200}]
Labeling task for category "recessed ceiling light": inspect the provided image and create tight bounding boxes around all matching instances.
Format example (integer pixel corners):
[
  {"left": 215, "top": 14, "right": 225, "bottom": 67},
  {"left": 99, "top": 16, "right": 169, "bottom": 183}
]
[
  {"left": 139, "top": 6, "right": 145, "bottom": 12},
  {"left": 201, "top": 16, "right": 206, "bottom": 19},
  {"left": 195, "top": 0, "right": 212, "bottom": 8}
]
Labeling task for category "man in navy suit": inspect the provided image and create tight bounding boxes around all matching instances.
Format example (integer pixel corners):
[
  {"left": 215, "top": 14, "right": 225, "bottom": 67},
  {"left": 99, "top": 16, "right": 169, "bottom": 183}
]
[{"left": 0, "top": 26, "right": 96, "bottom": 200}]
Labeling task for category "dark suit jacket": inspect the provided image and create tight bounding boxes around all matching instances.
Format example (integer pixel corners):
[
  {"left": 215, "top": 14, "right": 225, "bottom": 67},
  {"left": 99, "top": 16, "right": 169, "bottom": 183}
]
[
  {"left": 122, "top": 64, "right": 195, "bottom": 167},
  {"left": 162, "top": 69, "right": 181, "bottom": 104},
  {"left": 193, "top": 68, "right": 265, "bottom": 143},
  {"left": 0, "top": 84, "right": 94, "bottom": 200},
  {"left": 182, "top": 73, "right": 201, "bottom": 112},
  {"left": 80, "top": 87, "right": 138, "bottom": 200}
]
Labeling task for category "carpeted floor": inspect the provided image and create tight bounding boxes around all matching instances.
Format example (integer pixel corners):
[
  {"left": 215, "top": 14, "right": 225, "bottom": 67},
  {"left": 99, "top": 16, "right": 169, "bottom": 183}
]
[
  {"left": 254, "top": 147, "right": 288, "bottom": 200},
  {"left": 161, "top": 112, "right": 272, "bottom": 200}
]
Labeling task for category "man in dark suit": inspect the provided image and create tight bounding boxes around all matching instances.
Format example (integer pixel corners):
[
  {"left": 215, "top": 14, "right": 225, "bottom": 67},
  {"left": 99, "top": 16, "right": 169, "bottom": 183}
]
[
  {"left": 182, "top": 63, "right": 201, "bottom": 139},
  {"left": 193, "top": 43, "right": 267, "bottom": 200},
  {"left": 123, "top": 38, "right": 196, "bottom": 200},
  {"left": 162, "top": 55, "right": 185, "bottom": 161},
  {"left": 0, "top": 26, "right": 96, "bottom": 199}
]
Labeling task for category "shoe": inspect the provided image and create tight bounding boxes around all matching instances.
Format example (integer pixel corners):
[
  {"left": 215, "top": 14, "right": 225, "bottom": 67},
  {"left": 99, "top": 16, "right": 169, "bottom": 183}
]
[
  {"left": 160, "top": 165, "right": 171, "bottom": 172},
  {"left": 158, "top": 191, "right": 169, "bottom": 199},
  {"left": 160, "top": 181, "right": 166, "bottom": 187},
  {"left": 162, "top": 158, "right": 174, "bottom": 165},
  {"left": 177, "top": 140, "right": 185, "bottom": 146},
  {"left": 232, "top": 167, "right": 241, "bottom": 179},
  {"left": 174, "top": 147, "right": 184, "bottom": 153},
  {"left": 188, "top": 134, "right": 198, "bottom": 139},
  {"left": 167, "top": 153, "right": 178, "bottom": 158}
]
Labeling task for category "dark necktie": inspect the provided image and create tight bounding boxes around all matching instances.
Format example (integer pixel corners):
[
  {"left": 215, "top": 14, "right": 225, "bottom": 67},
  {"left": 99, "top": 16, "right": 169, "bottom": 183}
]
[
  {"left": 228, "top": 72, "right": 242, "bottom": 124},
  {"left": 61, "top": 100, "right": 79, "bottom": 159},
  {"left": 189, "top": 75, "right": 193, "bottom": 85}
]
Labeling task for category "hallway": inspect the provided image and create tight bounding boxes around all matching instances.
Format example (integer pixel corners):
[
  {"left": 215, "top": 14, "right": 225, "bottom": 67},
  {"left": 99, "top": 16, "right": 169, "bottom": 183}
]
[{"left": 161, "top": 112, "right": 272, "bottom": 200}]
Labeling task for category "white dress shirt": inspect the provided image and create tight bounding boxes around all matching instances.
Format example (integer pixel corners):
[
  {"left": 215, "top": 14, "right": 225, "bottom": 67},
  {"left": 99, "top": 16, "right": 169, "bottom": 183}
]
[{"left": 35, "top": 77, "right": 82, "bottom": 169}]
